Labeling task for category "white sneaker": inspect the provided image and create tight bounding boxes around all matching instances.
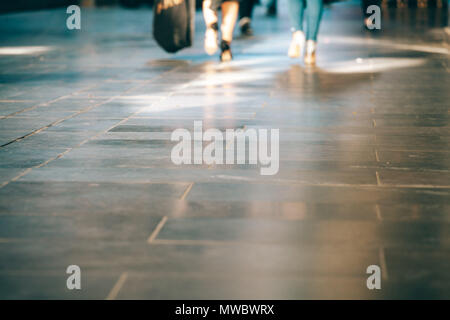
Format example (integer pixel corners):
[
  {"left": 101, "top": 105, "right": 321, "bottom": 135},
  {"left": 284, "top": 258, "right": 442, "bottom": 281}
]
[
  {"left": 204, "top": 27, "right": 218, "bottom": 55},
  {"left": 304, "top": 40, "right": 317, "bottom": 65},
  {"left": 288, "top": 30, "right": 305, "bottom": 58}
]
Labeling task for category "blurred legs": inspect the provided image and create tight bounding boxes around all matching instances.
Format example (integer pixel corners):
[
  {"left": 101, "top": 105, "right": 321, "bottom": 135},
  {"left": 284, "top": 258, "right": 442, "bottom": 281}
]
[
  {"left": 221, "top": 1, "right": 239, "bottom": 42},
  {"left": 287, "top": 0, "right": 323, "bottom": 64},
  {"left": 203, "top": 0, "right": 219, "bottom": 55},
  {"left": 305, "top": 0, "right": 323, "bottom": 41}
]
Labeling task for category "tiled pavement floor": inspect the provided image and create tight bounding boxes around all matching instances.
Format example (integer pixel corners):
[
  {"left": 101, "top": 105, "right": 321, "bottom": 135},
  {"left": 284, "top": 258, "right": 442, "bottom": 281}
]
[{"left": 0, "top": 1, "right": 449, "bottom": 299}]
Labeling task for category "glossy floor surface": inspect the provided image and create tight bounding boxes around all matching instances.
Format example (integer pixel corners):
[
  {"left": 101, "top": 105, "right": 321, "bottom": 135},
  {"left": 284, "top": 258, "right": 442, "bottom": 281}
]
[{"left": 0, "top": 1, "right": 449, "bottom": 299}]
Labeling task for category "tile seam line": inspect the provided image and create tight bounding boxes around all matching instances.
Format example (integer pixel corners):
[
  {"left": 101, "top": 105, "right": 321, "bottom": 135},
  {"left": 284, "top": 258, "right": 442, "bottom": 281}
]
[
  {"left": 0, "top": 97, "right": 118, "bottom": 148},
  {"left": 170, "top": 181, "right": 450, "bottom": 189},
  {"left": 0, "top": 64, "right": 199, "bottom": 189},
  {"left": 5, "top": 180, "right": 448, "bottom": 190},
  {"left": 379, "top": 247, "right": 389, "bottom": 281},
  {"left": 180, "top": 182, "right": 194, "bottom": 200},
  {"left": 0, "top": 83, "right": 99, "bottom": 120},
  {"left": 0, "top": 62, "right": 186, "bottom": 148},
  {"left": 148, "top": 239, "right": 394, "bottom": 251},
  {"left": 147, "top": 216, "right": 168, "bottom": 244},
  {"left": 105, "top": 272, "right": 128, "bottom": 300},
  {"left": 0, "top": 103, "right": 148, "bottom": 188}
]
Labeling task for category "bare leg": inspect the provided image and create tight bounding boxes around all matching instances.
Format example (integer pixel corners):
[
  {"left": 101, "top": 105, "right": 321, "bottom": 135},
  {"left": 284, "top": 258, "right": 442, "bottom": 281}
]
[
  {"left": 220, "top": 1, "right": 239, "bottom": 61},
  {"left": 203, "top": 0, "right": 218, "bottom": 27},
  {"left": 220, "top": 1, "right": 239, "bottom": 42},
  {"left": 203, "top": 0, "right": 219, "bottom": 55},
  {"left": 287, "top": 0, "right": 305, "bottom": 58}
]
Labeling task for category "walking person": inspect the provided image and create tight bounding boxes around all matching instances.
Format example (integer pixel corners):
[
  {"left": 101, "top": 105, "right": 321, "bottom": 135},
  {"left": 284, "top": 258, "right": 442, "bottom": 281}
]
[
  {"left": 287, "top": 0, "right": 324, "bottom": 65},
  {"left": 266, "top": 0, "right": 277, "bottom": 17},
  {"left": 203, "top": 0, "right": 240, "bottom": 61},
  {"left": 238, "top": 0, "right": 257, "bottom": 36}
]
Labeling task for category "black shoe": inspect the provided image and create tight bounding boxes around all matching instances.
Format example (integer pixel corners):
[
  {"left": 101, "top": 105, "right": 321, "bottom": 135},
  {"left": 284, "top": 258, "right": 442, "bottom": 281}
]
[
  {"left": 239, "top": 18, "right": 254, "bottom": 37},
  {"left": 266, "top": 5, "right": 277, "bottom": 17},
  {"left": 241, "top": 22, "right": 253, "bottom": 37},
  {"left": 220, "top": 40, "right": 232, "bottom": 62}
]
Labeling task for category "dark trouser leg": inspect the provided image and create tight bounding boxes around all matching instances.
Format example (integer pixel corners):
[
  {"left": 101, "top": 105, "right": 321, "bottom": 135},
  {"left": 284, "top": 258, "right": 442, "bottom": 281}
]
[
  {"left": 305, "top": 0, "right": 323, "bottom": 41},
  {"left": 267, "top": 0, "right": 277, "bottom": 16},
  {"left": 239, "top": 0, "right": 256, "bottom": 19},
  {"left": 238, "top": 0, "right": 255, "bottom": 35}
]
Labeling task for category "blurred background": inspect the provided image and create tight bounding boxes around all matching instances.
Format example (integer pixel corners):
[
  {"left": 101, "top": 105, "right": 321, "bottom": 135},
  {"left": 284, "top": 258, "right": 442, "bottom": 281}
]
[
  {"left": 0, "top": 0, "right": 449, "bottom": 300},
  {"left": 0, "top": 0, "right": 448, "bottom": 14},
  {"left": 0, "top": 0, "right": 447, "bottom": 34}
]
